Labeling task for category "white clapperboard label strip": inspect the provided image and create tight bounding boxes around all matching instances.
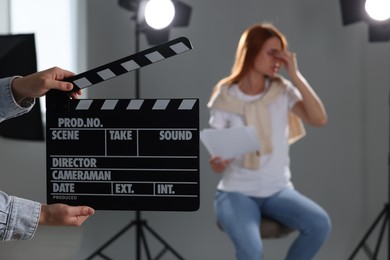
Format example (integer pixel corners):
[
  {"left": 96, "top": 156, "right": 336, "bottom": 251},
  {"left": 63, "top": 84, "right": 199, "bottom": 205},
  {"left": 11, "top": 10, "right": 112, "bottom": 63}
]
[
  {"left": 47, "top": 97, "right": 199, "bottom": 211},
  {"left": 65, "top": 37, "right": 192, "bottom": 92},
  {"left": 75, "top": 99, "right": 197, "bottom": 111}
]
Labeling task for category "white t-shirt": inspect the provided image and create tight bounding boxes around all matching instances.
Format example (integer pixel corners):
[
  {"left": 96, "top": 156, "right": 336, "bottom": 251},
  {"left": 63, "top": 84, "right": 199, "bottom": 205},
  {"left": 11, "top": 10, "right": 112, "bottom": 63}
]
[{"left": 209, "top": 82, "right": 302, "bottom": 197}]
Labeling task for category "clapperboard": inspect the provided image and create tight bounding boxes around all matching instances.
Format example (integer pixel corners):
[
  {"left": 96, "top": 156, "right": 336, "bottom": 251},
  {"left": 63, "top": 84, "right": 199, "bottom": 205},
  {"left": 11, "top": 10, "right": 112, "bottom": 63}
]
[{"left": 46, "top": 37, "right": 199, "bottom": 211}]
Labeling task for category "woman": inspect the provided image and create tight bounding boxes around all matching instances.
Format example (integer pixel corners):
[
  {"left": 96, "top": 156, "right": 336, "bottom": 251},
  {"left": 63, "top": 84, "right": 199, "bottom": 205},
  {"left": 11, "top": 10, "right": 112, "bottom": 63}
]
[{"left": 208, "top": 23, "right": 331, "bottom": 260}]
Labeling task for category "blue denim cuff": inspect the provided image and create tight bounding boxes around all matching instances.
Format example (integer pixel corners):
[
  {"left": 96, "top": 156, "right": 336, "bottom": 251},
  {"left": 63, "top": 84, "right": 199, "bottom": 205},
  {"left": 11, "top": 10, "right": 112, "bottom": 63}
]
[
  {"left": 0, "top": 77, "right": 35, "bottom": 122},
  {"left": 3, "top": 196, "right": 41, "bottom": 241}
]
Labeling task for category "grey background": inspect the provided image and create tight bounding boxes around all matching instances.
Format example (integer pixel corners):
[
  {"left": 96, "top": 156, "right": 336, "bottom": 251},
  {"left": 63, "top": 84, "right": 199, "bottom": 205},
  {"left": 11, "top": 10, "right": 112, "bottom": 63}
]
[{"left": 0, "top": 0, "right": 390, "bottom": 259}]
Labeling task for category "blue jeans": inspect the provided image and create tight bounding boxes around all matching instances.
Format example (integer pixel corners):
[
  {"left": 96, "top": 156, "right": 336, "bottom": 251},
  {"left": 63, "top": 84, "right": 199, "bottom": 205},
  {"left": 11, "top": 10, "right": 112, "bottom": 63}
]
[{"left": 214, "top": 189, "right": 331, "bottom": 260}]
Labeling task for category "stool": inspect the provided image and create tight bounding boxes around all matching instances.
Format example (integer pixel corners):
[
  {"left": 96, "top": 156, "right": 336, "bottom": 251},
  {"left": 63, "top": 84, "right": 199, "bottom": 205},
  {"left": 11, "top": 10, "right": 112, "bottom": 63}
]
[
  {"left": 217, "top": 217, "right": 294, "bottom": 239},
  {"left": 260, "top": 217, "right": 294, "bottom": 239}
]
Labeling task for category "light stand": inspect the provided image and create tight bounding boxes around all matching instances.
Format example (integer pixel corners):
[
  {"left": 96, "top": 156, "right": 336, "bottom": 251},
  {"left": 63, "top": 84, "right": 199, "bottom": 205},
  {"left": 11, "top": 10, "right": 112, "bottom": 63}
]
[
  {"left": 340, "top": 2, "right": 390, "bottom": 257},
  {"left": 85, "top": 211, "right": 184, "bottom": 260},
  {"left": 348, "top": 201, "right": 390, "bottom": 259},
  {"left": 348, "top": 45, "right": 390, "bottom": 260},
  {"left": 85, "top": 7, "right": 185, "bottom": 260}
]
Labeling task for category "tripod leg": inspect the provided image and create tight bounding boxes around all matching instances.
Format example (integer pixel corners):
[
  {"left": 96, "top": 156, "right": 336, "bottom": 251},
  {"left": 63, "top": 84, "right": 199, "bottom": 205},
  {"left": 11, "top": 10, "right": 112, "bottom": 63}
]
[
  {"left": 139, "top": 223, "right": 152, "bottom": 260},
  {"left": 373, "top": 210, "right": 390, "bottom": 259},
  {"left": 136, "top": 219, "right": 141, "bottom": 260},
  {"left": 85, "top": 212, "right": 186, "bottom": 260},
  {"left": 142, "top": 223, "right": 185, "bottom": 260},
  {"left": 348, "top": 206, "right": 388, "bottom": 260},
  {"left": 86, "top": 221, "right": 136, "bottom": 260}
]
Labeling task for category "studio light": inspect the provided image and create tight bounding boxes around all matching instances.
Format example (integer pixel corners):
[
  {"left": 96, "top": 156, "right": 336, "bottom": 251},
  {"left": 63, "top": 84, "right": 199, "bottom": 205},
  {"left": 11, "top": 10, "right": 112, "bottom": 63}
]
[
  {"left": 340, "top": 0, "right": 390, "bottom": 42},
  {"left": 344, "top": 1, "right": 390, "bottom": 258},
  {"left": 144, "top": 0, "right": 175, "bottom": 30},
  {"left": 365, "top": 0, "right": 390, "bottom": 21},
  {"left": 119, "top": 0, "right": 192, "bottom": 45}
]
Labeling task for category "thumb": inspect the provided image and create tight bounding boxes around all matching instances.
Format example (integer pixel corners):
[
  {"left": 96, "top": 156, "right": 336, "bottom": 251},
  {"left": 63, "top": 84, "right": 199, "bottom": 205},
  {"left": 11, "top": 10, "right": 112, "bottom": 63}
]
[
  {"left": 79, "top": 206, "right": 95, "bottom": 216},
  {"left": 47, "top": 79, "right": 74, "bottom": 92}
]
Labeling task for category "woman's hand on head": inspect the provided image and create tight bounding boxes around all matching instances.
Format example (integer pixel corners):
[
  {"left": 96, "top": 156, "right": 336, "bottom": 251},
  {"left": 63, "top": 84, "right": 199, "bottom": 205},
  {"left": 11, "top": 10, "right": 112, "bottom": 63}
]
[{"left": 275, "top": 50, "right": 299, "bottom": 77}]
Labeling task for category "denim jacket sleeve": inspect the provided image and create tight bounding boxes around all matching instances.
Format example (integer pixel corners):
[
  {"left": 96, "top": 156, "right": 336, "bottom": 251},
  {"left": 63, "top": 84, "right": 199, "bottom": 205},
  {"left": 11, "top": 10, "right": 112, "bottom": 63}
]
[
  {"left": 0, "top": 191, "right": 41, "bottom": 241},
  {"left": 0, "top": 77, "right": 40, "bottom": 240},
  {"left": 0, "top": 77, "right": 35, "bottom": 123}
]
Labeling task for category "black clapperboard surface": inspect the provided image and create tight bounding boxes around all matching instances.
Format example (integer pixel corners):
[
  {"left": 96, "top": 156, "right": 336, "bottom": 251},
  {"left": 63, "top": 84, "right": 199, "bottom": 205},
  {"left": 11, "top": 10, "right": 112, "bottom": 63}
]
[{"left": 46, "top": 37, "right": 199, "bottom": 211}]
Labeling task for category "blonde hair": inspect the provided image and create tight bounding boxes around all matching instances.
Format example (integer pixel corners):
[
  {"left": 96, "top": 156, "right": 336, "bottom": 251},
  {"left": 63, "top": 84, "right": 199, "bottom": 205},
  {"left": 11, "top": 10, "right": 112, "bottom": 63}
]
[{"left": 211, "top": 23, "right": 288, "bottom": 96}]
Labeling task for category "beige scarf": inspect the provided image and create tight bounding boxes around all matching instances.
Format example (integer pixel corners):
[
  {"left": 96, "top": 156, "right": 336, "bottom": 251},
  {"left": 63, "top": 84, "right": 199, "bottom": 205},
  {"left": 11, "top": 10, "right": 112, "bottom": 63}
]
[{"left": 207, "top": 78, "right": 306, "bottom": 169}]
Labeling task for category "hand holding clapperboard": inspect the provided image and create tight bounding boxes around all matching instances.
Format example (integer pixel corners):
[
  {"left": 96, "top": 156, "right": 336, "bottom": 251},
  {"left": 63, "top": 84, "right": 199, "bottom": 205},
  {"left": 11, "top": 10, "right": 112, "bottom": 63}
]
[{"left": 46, "top": 37, "right": 199, "bottom": 211}]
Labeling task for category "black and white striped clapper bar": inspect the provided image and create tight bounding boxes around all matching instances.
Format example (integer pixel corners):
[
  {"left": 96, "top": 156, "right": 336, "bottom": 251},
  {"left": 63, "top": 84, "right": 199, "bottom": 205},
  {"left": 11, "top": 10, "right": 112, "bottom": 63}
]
[
  {"left": 71, "top": 37, "right": 192, "bottom": 92},
  {"left": 45, "top": 37, "right": 199, "bottom": 211}
]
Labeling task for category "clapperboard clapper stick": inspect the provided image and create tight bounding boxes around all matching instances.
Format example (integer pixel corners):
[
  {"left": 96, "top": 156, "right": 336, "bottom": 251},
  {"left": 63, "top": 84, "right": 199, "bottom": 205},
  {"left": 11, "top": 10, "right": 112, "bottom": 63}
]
[
  {"left": 45, "top": 36, "right": 199, "bottom": 212},
  {"left": 46, "top": 36, "right": 193, "bottom": 111}
]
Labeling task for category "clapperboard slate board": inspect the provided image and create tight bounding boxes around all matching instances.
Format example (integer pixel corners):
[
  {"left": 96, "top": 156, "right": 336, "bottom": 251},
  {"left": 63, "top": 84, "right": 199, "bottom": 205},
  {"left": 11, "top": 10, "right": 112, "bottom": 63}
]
[{"left": 46, "top": 37, "right": 199, "bottom": 211}]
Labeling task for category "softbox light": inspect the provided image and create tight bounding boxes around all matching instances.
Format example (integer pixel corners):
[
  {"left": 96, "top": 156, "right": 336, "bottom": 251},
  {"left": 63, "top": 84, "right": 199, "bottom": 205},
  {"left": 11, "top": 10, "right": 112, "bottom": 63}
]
[
  {"left": 0, "top": 34, "right": 44, "bottom": 141},
  {"left": 119, "top": 0, "right": 192, "bottom": 45},
  {"left": 339, "top": 0, "right": 390, "bottom": 42}
]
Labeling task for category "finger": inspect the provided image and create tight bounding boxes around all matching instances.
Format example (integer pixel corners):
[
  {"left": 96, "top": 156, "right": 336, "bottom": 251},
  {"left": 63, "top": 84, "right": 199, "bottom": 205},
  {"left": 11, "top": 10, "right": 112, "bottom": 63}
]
[
  {"left": 76, "top": 206, "right": 95, "bottom": 216},
  {"left": 69, "top": 93, "right": 77, "bottom": 99},
  {"left": 69, "top": 207, "right": 94, "bottom": 226},
  {"left": 47, "top": 67, "right": 75, "bottom": 80},
  {"left": 69, "top": 92, "right": 80, "bottom": 99},
  {"left": 222, "top": 159, "right": 230, "bottom": 167},
  {"left": 212, "top": 156, "right": 222, "bottom": 161},
  {"left": 83, "top": 207, "right": 95, "bottom": 216},
  {"left": 59, "top": 69, "right": 75, "bottom": 80},
  {"left": 46, "top": 79, "right": 74, "bottom": 92},
  {"left": 75, "top": 216, "right": 91, "bottom": 226}
]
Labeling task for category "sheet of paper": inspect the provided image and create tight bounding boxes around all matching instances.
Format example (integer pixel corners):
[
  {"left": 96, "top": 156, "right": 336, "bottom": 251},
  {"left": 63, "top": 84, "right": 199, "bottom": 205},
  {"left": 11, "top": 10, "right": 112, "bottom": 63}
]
[{"left": 200, "top": 126, "right": 260, "bottom": 159}]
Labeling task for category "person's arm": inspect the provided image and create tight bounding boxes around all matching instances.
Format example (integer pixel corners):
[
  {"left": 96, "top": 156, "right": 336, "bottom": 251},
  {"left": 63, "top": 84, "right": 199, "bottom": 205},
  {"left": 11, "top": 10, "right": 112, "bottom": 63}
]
[
  {"left": 0, "top": 191, "right": 40, "bottom": 241},
  {"left": 0, "top": 67, "right": 82, "bottom": 122},
  {"left": 0, "top": 67, "right": 90, "bottom": 241},
  {"left": 276, "top": 51, "right": 328, "bottom": 127},
  {"left": 0, "top": 190, "right": 94, "bottom": 241},
  {"left": 0, "top": 77, "right": 34, "bottom": 122},
  {"left": 39, "top": 204, "right": 94, "bottom": 227},
  {"left": 10, "top": 67, "right": 80, "bottom": 102}
]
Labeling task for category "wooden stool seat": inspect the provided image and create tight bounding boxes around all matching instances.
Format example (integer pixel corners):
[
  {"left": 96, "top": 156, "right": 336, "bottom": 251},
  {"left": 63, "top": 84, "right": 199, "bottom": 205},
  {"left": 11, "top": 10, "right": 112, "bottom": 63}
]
[
  {"left": 260, "top": 217, "right": 294, "bottom": 239},
  {"left": 217, "top": 217, "right": 294, "bottom": 239}
]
